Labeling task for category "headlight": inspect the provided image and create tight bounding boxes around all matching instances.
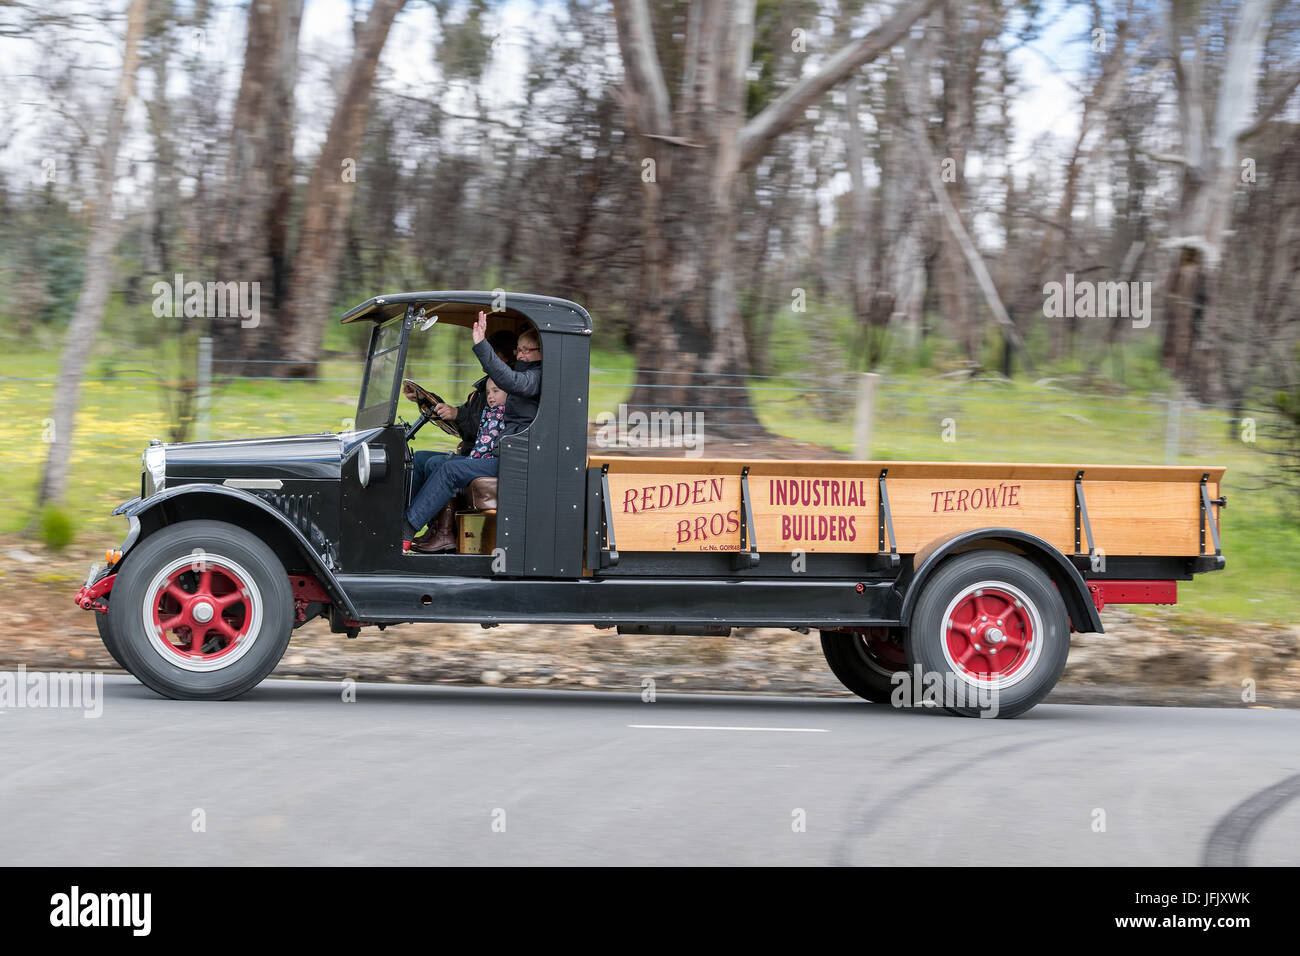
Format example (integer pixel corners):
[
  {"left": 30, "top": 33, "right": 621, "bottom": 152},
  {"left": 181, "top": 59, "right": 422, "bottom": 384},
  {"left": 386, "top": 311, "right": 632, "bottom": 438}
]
[
  {"left": 358, "top": 442, "right": 371, "bottom": 487},
  {"left": 357, "top": 443, "right": 386, "bottom": 488},
  {"left": 143, "top": 443, "right": 166, "bottom": 495}
]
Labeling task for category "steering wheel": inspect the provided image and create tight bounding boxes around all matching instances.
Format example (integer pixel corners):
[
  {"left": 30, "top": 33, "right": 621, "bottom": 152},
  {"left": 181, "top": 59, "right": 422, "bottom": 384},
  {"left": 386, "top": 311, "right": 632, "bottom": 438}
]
[{"left": 404, "top": 405, "right": 437, "bottom": 442}]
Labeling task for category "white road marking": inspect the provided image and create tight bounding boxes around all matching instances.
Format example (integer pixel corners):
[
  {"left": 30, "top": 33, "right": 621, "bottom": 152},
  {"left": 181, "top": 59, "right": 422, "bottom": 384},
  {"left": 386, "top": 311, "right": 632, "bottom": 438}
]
[{"left": 628, "top": 724, "right": 828, "bottom": 733}]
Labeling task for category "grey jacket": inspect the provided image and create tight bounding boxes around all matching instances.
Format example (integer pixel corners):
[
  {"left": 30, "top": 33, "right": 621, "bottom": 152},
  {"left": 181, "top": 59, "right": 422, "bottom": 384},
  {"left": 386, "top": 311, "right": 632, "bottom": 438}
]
[{"left": 472, "top": 339, "right": 541, "bottom": 437}]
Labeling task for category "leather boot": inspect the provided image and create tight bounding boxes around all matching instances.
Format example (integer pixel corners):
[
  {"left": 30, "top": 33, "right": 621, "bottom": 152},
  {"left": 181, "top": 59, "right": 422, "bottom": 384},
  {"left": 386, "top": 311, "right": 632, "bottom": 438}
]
[{"left": 412, "top": 502, "right": 458, "bottom": 553}]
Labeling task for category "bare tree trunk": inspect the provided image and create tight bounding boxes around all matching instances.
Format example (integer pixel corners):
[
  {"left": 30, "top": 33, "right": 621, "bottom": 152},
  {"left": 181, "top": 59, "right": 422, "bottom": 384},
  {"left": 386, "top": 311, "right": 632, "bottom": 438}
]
[
  {"left": 211, "top": 0, "right": 303, "bottom": 370},
  {"left": 142, "top": 0, "right": 178, "bottom": 278},
  {"left": 873, "top": 54, "right": 926, "bottom": 350},
  {"left": 843, "top": 71, "right": 870, "bottom": 331},
  {"left": 1161, "top": 0, "right": 1273, "bottom": 401},
  {"left": 617, "top": 0, "right": 758, "bottom": 428},
  {"left": 900, "top": 25, "right": 1030, "bottom": 371},
  {"left": 843, "top": 62, "right": 894, "bottom": 372},
  {"left": 37, "top": 0, "right": 149, "bottom": 508},
  {"left": 613, "top": 0, "right": 942, "bottom": 428},
  {"left": 808, "top": 132, "right": 828, "bottom": 304},
  {"left": 278, "top": 0, "right": 407, "bottom": 376}
]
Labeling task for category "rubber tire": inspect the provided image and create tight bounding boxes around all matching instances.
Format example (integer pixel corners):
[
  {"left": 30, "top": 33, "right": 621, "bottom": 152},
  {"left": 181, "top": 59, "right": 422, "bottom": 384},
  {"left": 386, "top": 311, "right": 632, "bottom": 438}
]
[
  {"left": 819, "top": 630, "right": 908, "bottom": 704},
  {"left": 94, "top": 593, "right": 128, "bottom": 671},
  {"left": 905, "top": 550, "right": 1069, "bottom": 718},
  {"left": 108, "top": 520, "right": 294, "bottom": 701}
]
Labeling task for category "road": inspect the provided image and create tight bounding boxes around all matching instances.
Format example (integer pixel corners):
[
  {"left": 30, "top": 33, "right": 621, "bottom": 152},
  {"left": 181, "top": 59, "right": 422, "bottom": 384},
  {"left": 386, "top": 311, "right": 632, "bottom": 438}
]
[{"left": 2, "top": 675, "right": 1297, "bottom": 865}]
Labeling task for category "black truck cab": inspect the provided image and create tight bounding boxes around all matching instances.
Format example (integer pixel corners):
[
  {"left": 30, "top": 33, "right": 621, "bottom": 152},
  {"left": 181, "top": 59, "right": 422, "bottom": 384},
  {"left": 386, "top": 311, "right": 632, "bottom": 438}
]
[{"left": 338, "top": 292, "right": 592, "bottom": 578}]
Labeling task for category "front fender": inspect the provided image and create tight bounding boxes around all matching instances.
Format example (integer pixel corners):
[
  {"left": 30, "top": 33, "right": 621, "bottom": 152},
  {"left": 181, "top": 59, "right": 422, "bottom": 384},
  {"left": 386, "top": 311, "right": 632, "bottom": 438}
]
[
  {"left": 896, "top": 527, "right": 1104, "bottom": 634},
  {"left": 116, "top": 484, "right": 358, "bottom": 619}
]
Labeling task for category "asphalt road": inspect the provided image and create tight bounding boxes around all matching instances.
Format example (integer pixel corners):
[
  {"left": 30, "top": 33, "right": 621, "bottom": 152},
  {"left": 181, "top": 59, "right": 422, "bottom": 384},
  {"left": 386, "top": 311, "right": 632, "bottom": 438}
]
[{"left": 2, "top": 675, "right": 1297, "bottom": 866}]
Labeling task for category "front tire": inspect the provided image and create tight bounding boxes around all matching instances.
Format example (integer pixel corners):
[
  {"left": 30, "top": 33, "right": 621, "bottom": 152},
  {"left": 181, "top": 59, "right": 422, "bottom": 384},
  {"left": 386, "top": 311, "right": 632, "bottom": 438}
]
[
  {"left": 108, "top": 520, "right": 294, "bottom": 700},
  {"left": 906, "top": 550, "right": 1069, "bottom": 718},
  {"left": 94, "top": 593, "right": 127, "bottom": 671}
]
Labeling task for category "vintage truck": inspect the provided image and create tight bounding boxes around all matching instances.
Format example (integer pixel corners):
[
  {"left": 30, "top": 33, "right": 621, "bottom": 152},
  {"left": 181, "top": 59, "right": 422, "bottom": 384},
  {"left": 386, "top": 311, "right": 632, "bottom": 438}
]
[{"left": 74, "top": 291, "right": 1227, "bottom": 717}]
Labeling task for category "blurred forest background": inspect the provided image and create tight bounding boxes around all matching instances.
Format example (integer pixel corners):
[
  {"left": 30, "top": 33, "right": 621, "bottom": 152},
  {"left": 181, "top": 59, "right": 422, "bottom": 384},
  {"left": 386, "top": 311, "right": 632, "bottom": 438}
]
[{"left": 1, "top": 0, "right": 1298, "bottom": 622}]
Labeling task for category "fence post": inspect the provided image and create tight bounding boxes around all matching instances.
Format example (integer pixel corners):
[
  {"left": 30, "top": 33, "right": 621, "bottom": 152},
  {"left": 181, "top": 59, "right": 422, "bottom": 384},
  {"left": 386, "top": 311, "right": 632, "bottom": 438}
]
[
  {"left": 1164, "top": 391, "right": 1181, "bottom": 464},
  {"left": 197, "top": 336, "right": 212, "bottom": 441},
  {"left": 853, "top": 372, "right": 880, "bottom": 460}
]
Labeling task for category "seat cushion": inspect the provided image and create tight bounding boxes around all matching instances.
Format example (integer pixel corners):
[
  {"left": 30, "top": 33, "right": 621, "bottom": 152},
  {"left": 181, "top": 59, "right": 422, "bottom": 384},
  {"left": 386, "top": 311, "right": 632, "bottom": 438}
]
[{"left": 467, "top": 477, "right": 498, "bottom": 511}]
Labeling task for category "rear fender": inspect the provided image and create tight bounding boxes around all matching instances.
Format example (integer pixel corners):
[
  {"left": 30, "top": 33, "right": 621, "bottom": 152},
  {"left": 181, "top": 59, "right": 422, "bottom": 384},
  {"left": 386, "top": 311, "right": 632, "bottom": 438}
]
[{"left": 896, "top": 527, "right": 1104, "bottom": 634}]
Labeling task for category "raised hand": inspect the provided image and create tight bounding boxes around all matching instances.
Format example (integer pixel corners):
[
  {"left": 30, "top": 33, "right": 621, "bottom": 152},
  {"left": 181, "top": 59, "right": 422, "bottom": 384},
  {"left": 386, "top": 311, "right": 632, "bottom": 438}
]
[{"left": 472, "top": 310, "right": 487, "bottom": 344}]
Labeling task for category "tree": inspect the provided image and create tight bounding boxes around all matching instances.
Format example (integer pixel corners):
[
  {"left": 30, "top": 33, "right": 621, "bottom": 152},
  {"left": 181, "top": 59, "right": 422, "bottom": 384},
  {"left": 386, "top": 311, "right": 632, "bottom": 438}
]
[
  {"left": 612, "top": 0, "right": 943, "bottom": 427},
  {"left": 1158, "top": 0, "right": 1295, "bottom": 401},
  {"left": 212, "top": 0, "right": 304, "bottom": 369},
  {"left": 37, "top": 0, "right": 149, "bottom": 507},
  {"left": 277, "top": 0, "right": 408, "bottom": 376}
]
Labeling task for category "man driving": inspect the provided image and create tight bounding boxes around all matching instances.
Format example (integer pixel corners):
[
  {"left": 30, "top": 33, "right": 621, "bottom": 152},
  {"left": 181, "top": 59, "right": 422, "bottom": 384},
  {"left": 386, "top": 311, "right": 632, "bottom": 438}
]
[
  {"left": 402, "top": 329, "right": 516, "bottom": 549},
  {"left": 402, "top": 314, "right": 542, "bottom": 552}
]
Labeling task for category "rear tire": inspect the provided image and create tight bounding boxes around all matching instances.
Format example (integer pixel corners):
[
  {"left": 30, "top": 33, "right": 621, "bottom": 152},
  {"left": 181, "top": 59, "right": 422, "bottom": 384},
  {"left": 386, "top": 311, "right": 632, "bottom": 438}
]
[
  {"left": 819, "top": 628, "right": 910, "bottom": 704},
  {"left": 108, "top": 520, "right": 294, "bottom": 700},
  {"left": 905, "top": 550, "right": 1069, "bottom": 718}
]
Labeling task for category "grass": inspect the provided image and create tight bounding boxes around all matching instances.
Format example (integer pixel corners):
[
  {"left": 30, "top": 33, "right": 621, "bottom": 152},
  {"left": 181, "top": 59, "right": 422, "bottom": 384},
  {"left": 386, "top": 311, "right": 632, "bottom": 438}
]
[{"left": 2, "top": 322, "right": 1295, "bottom": 626}]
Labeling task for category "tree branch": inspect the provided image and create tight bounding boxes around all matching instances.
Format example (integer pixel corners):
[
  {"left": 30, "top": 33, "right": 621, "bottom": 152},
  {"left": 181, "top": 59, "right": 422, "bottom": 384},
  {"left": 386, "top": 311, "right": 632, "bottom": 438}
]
[
  {"left": 1239, "top": 62, "right": 1300, "bottom": 142},
  {"left": 611, "top": 0, "right": 670, "bottom": 136},
  {"left": 1135, "top": 146, "right": 1193, "bottom": 167},
  {"left": 738, "top": 0, "right": 944, "bottom": 170}
]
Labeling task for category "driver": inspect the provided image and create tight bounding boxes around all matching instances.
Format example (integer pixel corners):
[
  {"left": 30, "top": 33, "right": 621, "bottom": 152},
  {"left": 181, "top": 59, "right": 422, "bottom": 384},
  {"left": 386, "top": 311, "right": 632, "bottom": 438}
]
[
  {"left": 401, "top": 314, "right": 542, "bottom": 552},
  {"left": 402, "top": 329, "right": 516, "bottom": 549},
  {"left": 404, "top": 378, "right": 507, "bottom": 552}
]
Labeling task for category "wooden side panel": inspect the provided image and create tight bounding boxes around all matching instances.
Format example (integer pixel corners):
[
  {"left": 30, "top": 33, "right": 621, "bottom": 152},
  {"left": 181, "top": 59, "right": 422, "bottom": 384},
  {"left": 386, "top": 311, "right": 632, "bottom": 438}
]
[
  {"left": 753, "top": 475, "right": 878, "bottom": 553},
  {"left": 597, "top": 458, "right": 1220, "bottom": 557},
  {"left": 889, "top": 478, "right": 1075, "bottom": 554},
  {"left": 606, "top": 472, "right": 881, "bottom": 553},
  {"left": 607, "top": 473, "right": 744, "bottom": 552},
  {"left": 1086, "top": 480, "right": 1207, "bottom": 556}
]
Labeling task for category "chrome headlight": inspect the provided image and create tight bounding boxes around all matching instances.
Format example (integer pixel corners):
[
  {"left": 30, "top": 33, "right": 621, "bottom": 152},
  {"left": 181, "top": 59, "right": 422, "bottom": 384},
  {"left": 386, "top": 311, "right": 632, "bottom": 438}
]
[
  {"left": 143, "top": 443, "right": 166, "bottom": 496},
  {"left": 358, "top": 442, "right": 371, "bottom": 488}
]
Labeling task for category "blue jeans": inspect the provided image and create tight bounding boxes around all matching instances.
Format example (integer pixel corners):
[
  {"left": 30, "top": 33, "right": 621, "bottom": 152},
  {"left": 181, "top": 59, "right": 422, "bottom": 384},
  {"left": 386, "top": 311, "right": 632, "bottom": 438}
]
[
  {"left": 411, "top": 450, "right": 455, "bottom": 494},
  {"left": 406, "top": 454, "right": 499, "bottom": 531}
]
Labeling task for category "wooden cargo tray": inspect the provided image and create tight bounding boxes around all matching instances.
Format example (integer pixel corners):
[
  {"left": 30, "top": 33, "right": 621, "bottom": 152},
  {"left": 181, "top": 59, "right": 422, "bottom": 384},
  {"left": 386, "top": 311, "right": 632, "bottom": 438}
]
[{"left": 587, "top": 458, "right": 1226, "bottom": 559}]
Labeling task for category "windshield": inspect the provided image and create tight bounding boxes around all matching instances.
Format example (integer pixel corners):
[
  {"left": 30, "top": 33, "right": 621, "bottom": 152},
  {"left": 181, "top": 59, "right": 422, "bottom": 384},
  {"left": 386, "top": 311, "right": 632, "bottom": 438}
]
[{"left": 356, "top": 317, "right": 405, "bottom": 427}]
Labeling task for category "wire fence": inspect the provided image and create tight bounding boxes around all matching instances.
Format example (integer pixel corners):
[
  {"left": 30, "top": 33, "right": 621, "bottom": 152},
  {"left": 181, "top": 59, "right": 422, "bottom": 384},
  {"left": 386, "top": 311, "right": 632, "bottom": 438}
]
[{"left": 0, "top": 349, "right": 1285, "bottom": 479}]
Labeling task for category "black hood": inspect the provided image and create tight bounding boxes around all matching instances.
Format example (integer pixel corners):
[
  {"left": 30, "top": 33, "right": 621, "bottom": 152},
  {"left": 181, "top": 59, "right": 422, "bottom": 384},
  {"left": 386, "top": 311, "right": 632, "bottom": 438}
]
[{"left": 161, "top": 430, "right": 378, "bottom": 482}]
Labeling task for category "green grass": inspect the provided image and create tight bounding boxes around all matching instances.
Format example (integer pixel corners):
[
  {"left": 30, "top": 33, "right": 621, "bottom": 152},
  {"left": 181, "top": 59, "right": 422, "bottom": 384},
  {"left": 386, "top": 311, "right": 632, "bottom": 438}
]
[
  {"left": 1167, "top": 497, "right": 1300, "bottom": 625},
  {"left": 3, "top": 323, "right": 1295, "bottom": 625}
]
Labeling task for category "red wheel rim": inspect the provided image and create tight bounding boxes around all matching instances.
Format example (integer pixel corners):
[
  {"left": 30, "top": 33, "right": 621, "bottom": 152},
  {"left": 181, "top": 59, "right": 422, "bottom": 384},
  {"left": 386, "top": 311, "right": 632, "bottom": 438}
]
[
  {"left": 150, "top": 563, "right": 252, "bottom": 663},
  {"left": 860, "top": 627, "right": 906, "bottom": 671},
  {"left": 943, "top": 586, "right": 1036, "bottom": 682}
]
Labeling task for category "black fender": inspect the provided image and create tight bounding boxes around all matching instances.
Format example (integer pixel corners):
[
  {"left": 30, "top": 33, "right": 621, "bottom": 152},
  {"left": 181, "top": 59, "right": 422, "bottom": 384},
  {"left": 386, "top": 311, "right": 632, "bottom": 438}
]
[
  {"left": 895, "top": 527, "right": 1104, "bottom": 634},
  {"left": 115, "top": 484, "right": 359, "bottom": 620}
]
